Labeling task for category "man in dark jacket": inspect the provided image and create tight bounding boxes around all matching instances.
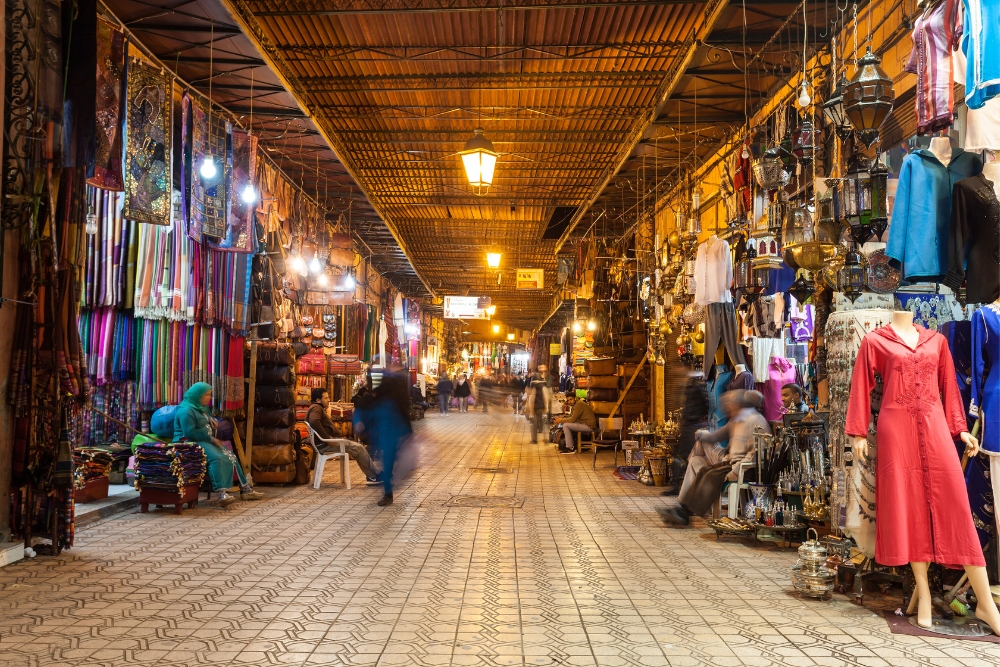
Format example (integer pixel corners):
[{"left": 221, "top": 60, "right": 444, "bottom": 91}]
[
  {"left": 308, "top": 388, "right": 380, "bottom": 485},
  {"left": 437, "top": 374, "right": 454, "bottom": 415},
  {"left": 554, "top": 394, "right": 597, "bottom": 454}
]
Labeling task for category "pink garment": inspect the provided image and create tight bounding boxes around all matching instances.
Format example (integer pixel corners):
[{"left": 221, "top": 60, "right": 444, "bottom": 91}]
[
  {"left": 763, "top": 356, "right": 796, "bottom": 422},
  {"left": 905, "top": 0, "right": 962, "bottom": 135}
]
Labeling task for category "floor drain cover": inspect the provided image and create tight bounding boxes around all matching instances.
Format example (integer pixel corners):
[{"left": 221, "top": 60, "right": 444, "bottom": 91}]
[
  {"left": 445, "top": 496, "right": 525, "bottom": 508},
  {"left": 469, "top": 467, "right": 513, "bottom": 474}
]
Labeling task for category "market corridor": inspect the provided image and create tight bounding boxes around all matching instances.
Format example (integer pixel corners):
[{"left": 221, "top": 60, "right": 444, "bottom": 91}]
[{"left": 1, "top": 412, "right": 991, "bottom": 667}]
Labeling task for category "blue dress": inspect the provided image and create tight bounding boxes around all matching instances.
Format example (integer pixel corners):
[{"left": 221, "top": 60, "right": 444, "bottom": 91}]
[{"left": 970, "top": 304, "right": 1000, "bottom": 452}]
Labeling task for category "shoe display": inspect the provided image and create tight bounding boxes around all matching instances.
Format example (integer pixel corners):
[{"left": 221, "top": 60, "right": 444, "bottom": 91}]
[{"left": 377, "top": 494, "right": 394, "bottom": 506}]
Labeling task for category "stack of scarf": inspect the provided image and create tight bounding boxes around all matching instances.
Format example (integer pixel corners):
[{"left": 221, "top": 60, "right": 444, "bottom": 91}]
[
  {"left": 78, "top": 308, "right": 136, "bottom": 383},
  {"left": 73, "top": 448, "right": 114, "bottom": 489},
  {"left": 134, "top": 441, "right": 206, "bottom": 493}
]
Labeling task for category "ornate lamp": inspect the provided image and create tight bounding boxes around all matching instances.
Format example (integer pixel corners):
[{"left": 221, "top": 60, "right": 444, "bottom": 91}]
[
  {"left": 868, "top": 159, "right": 890, "bottom": 241},
  {"left": 792, "top": 117, "right": 815, "bottom": 165},
  {"left": 734, "top": 242, "right": 766, "bottom": 304},
  {"left": 845, "top": 47, "right": 895, "bottom": 148},
  {"left": 822, "top": 74, "right": 855, "bottom": 141},
  {"left": 816, "top": 187, "right": 842, "bottom": 243},
  {"left": 836, "top": 246, "right": 868, "bottom": 302},
  {"left": 753, "top": 147, "right": 792, "bottom": 191},
  {"left": 460, "top": 128, "right": 498, "bottom": 195},
  {"left": 788, "top": 270, "right": 816, "bottom": 304}
]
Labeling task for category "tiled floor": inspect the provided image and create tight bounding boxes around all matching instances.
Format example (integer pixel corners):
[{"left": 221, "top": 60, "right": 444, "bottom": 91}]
[{"left": 2, "top": 410, "right": 998, "bottom": 667}]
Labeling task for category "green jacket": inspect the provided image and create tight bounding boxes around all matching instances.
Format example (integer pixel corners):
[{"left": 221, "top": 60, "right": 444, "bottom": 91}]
[{"left": 566, "top": 401, "right": 598, "bottom": 430}]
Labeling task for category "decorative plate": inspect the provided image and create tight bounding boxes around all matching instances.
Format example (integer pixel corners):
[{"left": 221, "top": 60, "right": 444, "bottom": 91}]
[{"left": 865, "top": 248, "right": 900, "bottom": 294}]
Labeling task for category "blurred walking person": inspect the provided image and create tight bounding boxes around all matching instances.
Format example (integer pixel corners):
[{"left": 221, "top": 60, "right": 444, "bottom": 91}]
[
  {"left": 437, "top": 373, "right": 454, "bottom": 415},
  {"left": 365, "top": 368, "right": 413, "bottom": 507},
  {"left": 525, "top": 365, "right": 552, "bottom": 444}
]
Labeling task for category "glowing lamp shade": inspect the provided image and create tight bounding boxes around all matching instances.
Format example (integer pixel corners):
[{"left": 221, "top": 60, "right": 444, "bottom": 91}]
[
  {"left": 308, "top": 257, "right": 322, "bottom": 274},
  {"left": 460, "top": 128, "right": 498, "bottom": 195},
  {"left": 493, "top": 324, "right": 501, "bottom": 334},
  {"left": 572, "top": 322, "right": 582, "bottom": 333},
  {"left": 586, "top": 320, "right": 596, "bottom": 331},
  {"left": 343, "top": 274, "right": 356, "bottom": 289},
  {"left": 485, "top": 305, "right": 497, "bottom": 317},
  {"left": 486, "top": 253, "right": 502, "bottom": 269},
  {"left": 507, "top": 333, "right": 515, "bottom": 341}
]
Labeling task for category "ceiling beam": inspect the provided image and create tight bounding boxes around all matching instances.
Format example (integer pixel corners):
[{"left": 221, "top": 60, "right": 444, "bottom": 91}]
[
  {"left": 249, "top": 1, "right": 711, "bottom": 17},
  {"left": 554, "top": 0, "right": 730, "bottom": 253},
  {"left": 299, "top": 71, "right": 668, "bottom": 94},
  {"left": 129, "top": 22, "right": 243, "bottom": 33}
]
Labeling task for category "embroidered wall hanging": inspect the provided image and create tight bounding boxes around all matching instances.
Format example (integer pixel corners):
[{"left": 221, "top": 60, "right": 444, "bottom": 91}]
[
  {"left": 190, "top": 98, "right": 229, "bottom": 239},
  {"left": 212, "top": 128, "right": 256, "bottom": 252},
  {"left": 124, "top": 57, "right": 172, "bottom": 225},
  {"left": 88, "top": 18, "right": 125, "bottom": 191}
]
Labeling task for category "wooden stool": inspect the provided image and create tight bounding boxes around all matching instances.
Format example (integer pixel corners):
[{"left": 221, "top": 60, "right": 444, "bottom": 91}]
[{"left": 139, "top": 484, "right": 200, "bottom": 515}]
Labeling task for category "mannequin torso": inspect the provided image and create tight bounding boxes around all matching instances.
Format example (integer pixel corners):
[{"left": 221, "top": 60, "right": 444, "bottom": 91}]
[
  {"left": 928, "top": 136, "right": 953, "bottom": 167},
  {"left": 889, "top": 310, "right": 919, "bottom": 349},
  {"left": 981, "top": 161, "right": 1000, "bottom": 199}
]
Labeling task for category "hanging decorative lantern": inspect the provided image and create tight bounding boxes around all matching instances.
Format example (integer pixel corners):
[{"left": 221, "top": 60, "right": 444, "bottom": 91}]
[
  {"left": 752, "top": 147, "right": 791, "bottom": 191},
  {"left": 792, "top": 117, "right": 815, "bottom": 165},
  {"left": 816, "top": 187, "right": 842, "bottom": 243},
  {"left": 788, "top": 270, "right": 816, "bottom": 304},
  {"left": 822, "top": 73, "right": 855, "bottom": 141},
  {"left": 868, "top": 159, "right": 890, "bottom": 241},
  {"left": 844, "top": 47, "right": 895, "bottom": 148},
  {"left": 460, "top": 128, "right": 499, "bottom": 195},
  {"left": 734, "top": 242, "right": 766, "bottom": 304},
  {"left": 836, "top": 247, "right": 868, "bottom": 302}
]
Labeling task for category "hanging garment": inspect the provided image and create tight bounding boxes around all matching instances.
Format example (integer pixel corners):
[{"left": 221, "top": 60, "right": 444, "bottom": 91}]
[
  {"left": 707, "top": 366, "right": 734, "bottom": 432},
  {"left": 123, "top": 58, "right": 172, "bottom": 225},
  {"left": 693, "top": 236, "right": 733, "bottom": 305},
  {"left": 886, "top": 148, "right": 983, "bottom": 281},
  {"left": 703, "top": 302, "right": 746, "bottom": 375},
  {"left": 970, "top": 304, "right": 1000, "bottom": 452},
  {"left": 953, "top": 37, "right": 1000, "bottom": 150},
  {"left": 946, "top": 173, "right": 1000, "bottom": 304},
  {"left": 88, "top": 18, "right": 125, "bottom": 191},
  {"left": 845, "top": 325, "right": 983, "bottom": 568},
  {"left": 727, "top": 369, "right": 754, "bottom": 392},
  {"left": 905, "top": 0, "right": 962, "bottom": 135},
  {"left": 763, "top": 356, "right": 797, "bottom": 422},
  {"left": 789, "top": 296, "right": 815, "bottom": 342},
  {"left": 961, "top": 0, "right": 1000, "bottom": 109}
]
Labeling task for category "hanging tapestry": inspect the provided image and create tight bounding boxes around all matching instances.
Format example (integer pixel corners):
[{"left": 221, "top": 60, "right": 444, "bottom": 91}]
[
  {"left": 88, "top": 19, "right": 125, "bottom": 191},
  {"left": 123, "top": 57, "right": 172, "bottom": 225},
  {"left": 181, "top": 93, "right": 197, "bottom": 241},
  {"left": 212, "top": 128, "right": 256, "bottom": 252},
  {"left": 190, "top": 98, "right": 229, "bottom": 239}
]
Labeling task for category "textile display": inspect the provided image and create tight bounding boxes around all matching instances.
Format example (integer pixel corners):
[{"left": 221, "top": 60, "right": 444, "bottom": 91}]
[
  {"left": 970, "top": 304, "right": 999, "bottom": 450},
  {"left": 134, "top": 441, "right": 207, "bottom": 492},
  {"left": 82, "top": 189, "right": 134, "bottom": 309},
  {"left": 905, "top": 0, "right": 962, "bottom": 135},
  {"left": 189, "top": 96, "right": 230, "bottom": 239},
  {"left": 212, "top": 129, "right": 257, "bottom": 252},
  {"left": 78, "top": 308, "right": 137, "bottom": 383},
  {"left": 945, "top": 173, "right": 1000, "bottom": 304},
  {"left": 845, "top": 325, "right": 983, "bottom": 568},
  {"left": 88, "top": 19, "right": 125, "bottom": 191},
  {"left": 896, "top": 292, "right": 963, "bottom": 330},
  {"left": 124, "top": 57, "right": 172, "bottom": 225}
]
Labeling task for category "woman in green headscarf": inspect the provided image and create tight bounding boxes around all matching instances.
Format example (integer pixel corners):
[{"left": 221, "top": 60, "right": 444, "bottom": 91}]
[{"left": 174, "top": 382, "right": 264, "bottom": 506}]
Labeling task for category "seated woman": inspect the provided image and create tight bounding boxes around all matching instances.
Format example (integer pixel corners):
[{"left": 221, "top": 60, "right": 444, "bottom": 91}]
[{"left": 173, "top": 382, "right": 264, "bottom": 506}]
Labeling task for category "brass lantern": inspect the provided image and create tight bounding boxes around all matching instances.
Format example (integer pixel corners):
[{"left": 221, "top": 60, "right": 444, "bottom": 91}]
[
  {"left": 845, "top": 47, "right": 895, "bottom": 148},
  {"left": 816, "top": 187, "right": 842, "bottom": 243},
  {"left": 822, "top": 73, "right": 855, "bottom": 141},
  {"left": 788, "top": 270, "right": 816, "bottom": 304},
  {"left": 868, "top": 159, "right": 890, "bottom": 241},
  {"left": 836, "top": 247, "right": 868, "bottom": 302},
  {"left": 792, "top": 117, "right": 815, "bottom": 165},
  {"left": 752, "top": 147, "right": 791, "bottom": 191},
  {"left": 734, "top": 242, "right": 766, "bottom": 304}
]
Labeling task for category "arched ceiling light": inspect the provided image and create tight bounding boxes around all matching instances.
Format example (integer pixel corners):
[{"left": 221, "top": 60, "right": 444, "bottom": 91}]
[
  {"left": 460, "top": 128, "right": 498, "bottom": 195},
  {"left": 486, "top": 252, "right": 502, "bottom": 269},
  {"left": 493, "top": 324, "right": 501, "bottom": 334},
  {"left": 507, "top": 333, "right": 515, "bottom": 341}
]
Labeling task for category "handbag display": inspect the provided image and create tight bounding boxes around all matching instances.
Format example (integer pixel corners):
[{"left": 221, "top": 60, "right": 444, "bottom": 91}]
[
  {"left": 586, "top": 375, "right": 620, "bottom": 389},
  {"left": 254, "top": 408, "right": 294, "bottom": 429},
  {"left": 251, "top": 464, "right": 297, "bottom": 484},
  {"left": 586, "top": 388, "right": 618, "bottom": 402},
  {"left": 251, "top": 443, "right": 297, "bottom": 467},
  {"left": 254, "top": 385, "right": 295, "bottom": 407},
  {"left": 255, "top": 342, "right": 294, "bottom": 367},
  {"left": 251, "top": 427, "right": 298, "bottom": 446},
  {"left": 255, "top": 365, "right": 294, "bottom": 386},
  {"left": 584, "top": 357, "right": 616, "bottom": 376}
]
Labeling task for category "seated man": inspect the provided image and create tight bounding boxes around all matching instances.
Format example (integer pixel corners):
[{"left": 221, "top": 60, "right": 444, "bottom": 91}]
[
  {"left": 410, "top": 384, "right": 430, "bottom": 411},
  {"left": 660, "top": 389, "right": 770, "bottom": 525},
  {"left": 780, "top": 383, "right": 810, "bottom": 415},
  {"left": 307, "top": 388, "right": 381, "bottom": 485},
  {"left": 554, "top": 394, "right": 597, "bottom": 454}
]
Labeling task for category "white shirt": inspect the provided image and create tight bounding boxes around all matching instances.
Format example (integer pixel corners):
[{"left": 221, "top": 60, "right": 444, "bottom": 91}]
[{"left": 693, "top": 236, "right": 733, "bottom": 305}]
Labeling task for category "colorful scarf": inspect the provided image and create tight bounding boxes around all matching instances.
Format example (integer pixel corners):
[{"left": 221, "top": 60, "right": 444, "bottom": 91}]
[
  {"left": 123, "top": 57, "right": 171, "bottom": 225},
  {"left": 211, "top": 129, "right": 256, "bottom": 252},
  {"left": 87, "top": 19, "right": 125, "bottom": 191}
]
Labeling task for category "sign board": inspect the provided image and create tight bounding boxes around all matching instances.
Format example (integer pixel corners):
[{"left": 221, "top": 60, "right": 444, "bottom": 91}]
[
  {"left": 549, "top": 343, "right": 562, "bottom": 356},
  {"left": 516, "top": 268, "right": 544, "bottom": 289},
  {"left": 443, "top": 295, "right": 488, "bottom": 320}
]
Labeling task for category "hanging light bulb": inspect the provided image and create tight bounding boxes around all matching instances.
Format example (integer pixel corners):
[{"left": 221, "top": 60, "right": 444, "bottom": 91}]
[
  {"left": 586, "top": 320, "right": 596, "bottom": 331},
  {"left": 85, "top": 205, "right": 98, "bottom": 236},
  {"left": 343, "top": 273, "right": 355, "bottom": 289},
  {"left": 308, "top": 256, "right": 322, "bottom": 274},
  {"left": 199, "top": 156, "right": 218, "bottom": 180},
  {"left": 692, "top": 187, "right": 702, "bottom": 211},
  {"left": 741, "top": 143, "right": 751, "bottom": 160},
  {"left": 317, "top": 273, "right": 329, "bottom": 287},
  {"left": 798, "top": 81, "right": 811, "bottom": 108},
  {"left": 572, "top": 322, "right": 582, "bottom": 333},
  {"left": 240, "top": 182, "right": 257, "bottom": 205},
  {"left": 290, "top": 256, "right": 307, "bottom": 276}
]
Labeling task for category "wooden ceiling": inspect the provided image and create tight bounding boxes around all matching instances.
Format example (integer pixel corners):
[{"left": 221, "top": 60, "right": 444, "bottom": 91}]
[{"left": 221, "top": 0, "right": 731, "bottom": 329}]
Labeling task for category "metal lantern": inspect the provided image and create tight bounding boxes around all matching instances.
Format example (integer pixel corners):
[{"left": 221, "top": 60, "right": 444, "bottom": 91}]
[
  {"left": 792, "top": 117, "right": 815, "bottom": 165},
  {"left": 836, "top": 247, "right": 867, "bottom": 302},
  {"left": 844, "top": 47, "right": 895, "bottom": 148},
  {"left": 868, "top": 159, "right": 890, "bottom": 241},
  {"left": 822, "top": 73, "right": 855, "bottom": 141},
  {"left": 788, "top": 270, "right": 815, "bottom": 304},
  {"left": 753, "top": 147, "right": 792, "bottom": 191},
  {"left": 783, "top": 202, "right": 814, "bottom": 246},
  {"left": 735, "top": 242, "right": 766, "bottom": 304},
  {"left": 816, "top": 187, "right": 842, "bottom": 243},
  {"left": 460, "top": 128, "right": 499, "bottom": 195}
]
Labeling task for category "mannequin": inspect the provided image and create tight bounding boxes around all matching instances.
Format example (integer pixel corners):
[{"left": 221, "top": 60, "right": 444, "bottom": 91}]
[
  {"left": 850, "top": 310, "right": 998, "bottom": 632},
  {"left": 928, "top": 135, "right": 953, "bottom": 167},
  {"left": 981, "top": 157, "right": 1000, "bottom": 199},
  {"left": 734, "top": 363, "right": 747, "bottom": 374}
]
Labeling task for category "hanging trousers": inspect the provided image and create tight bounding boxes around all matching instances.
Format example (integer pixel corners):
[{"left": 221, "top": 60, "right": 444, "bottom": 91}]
[{"left": 703, "top": 302, "right": 746, "bottom": 374}]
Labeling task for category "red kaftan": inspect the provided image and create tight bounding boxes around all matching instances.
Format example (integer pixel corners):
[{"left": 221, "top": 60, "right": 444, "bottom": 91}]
[{"left": 845, "top": 325, "right": 983, "bottom": 568}]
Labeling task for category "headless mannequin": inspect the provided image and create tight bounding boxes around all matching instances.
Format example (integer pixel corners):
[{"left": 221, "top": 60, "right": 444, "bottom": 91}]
[
  {"left": 981, "top": 160, "right": 1000, "bottom": 199},
  {"left": 928, "top": 136, "right": 953, "bottom": 167},
  {"left": 734, "top": 364, "right": 747, "bottom": 375},
  {"left": 850, "top": 311, "right": 997, "bottom": 631}
]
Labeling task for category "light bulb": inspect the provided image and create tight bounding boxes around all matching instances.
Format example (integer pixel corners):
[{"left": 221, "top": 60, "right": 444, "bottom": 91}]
[
  {"left": 741, "top": 145, "right": 751, "bottom": 159},
  {"left": 199, "top": 157, "right": 218, "bottom": 179},
  {"left": 572, "top": 322, "right": 582, "bottom": 333},
  {"left": 291, "top": 256, "right": 307, "bottom": 276},
  {"left": 586, "top": 320, "right": 596, "bottom": 331},
  {"left": 692, "top": 189, "right": 701, "bottom": 211},
  {"left": 309, "top": 257, "right": 322, "bottom": 274},
  {"left": 343, "top": 274, "right": 355, "bottom": 289},
  {"left": 85, "top": 205, "right": 98, "bottom": 235},
  {"left": 798, "top": 82, "right": 811, "bottom": 108},
  {"left": 317, "top": 273, "right": 329, "bottom": 287},
  {"left": 240, "top": 183, "right": 257, "bottom": 204}
]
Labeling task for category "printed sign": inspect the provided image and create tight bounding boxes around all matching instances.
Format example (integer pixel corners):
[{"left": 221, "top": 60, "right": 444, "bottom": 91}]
[
  {"left": 549, "top": 343, "right": 562, "bottom": 356},
  {"left": 443, "top": 295, "right": 488, "bottom": 319},
  {"left": 516, "top": 268, "right": 544, "bottom": 289}
]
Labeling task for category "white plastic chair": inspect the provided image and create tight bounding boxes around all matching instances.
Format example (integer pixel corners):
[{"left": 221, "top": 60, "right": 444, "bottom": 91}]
[
  {"left": 723, "top": 461, "right": 756, "bottom": 519},
  {"left": 304, "top": 423, "right": 351, "bottom": 490}
]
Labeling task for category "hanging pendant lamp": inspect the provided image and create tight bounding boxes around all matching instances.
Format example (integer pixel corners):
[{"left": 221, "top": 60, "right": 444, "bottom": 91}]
[
  {"left": 844, "top": 47, "right": 895, "bottom": 148},
  {"left": 460, "top": 128, "right": 498, "bottom": 195}
]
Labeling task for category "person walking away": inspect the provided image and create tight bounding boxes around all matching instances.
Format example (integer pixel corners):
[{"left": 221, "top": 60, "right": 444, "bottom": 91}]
[
  {"left": 366, "top": 369, "right": 413, "bottom": 506},
  {"left": 454, "top": 374, "right": 472, "bottom": 412},
  {"left": 554, "top": 394, "right": 597, "bottom": 454},
  {"left": 478, "top": 375, "right": 495, "bottom": 413},
  {"left": 436, "top": 374, "right": 454, "bottom": 415},
  {"left": 525, "top": 366, "right": 551, "bottom": 443},
  {"left": 308, "top": 388, "right": 381, "bottom": 485},
  {"left": 660, "top": 390, "right": 769, "bottom": 525},
  {"left": 173, "top": 382, "right": 263, "bottom": 506}
]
